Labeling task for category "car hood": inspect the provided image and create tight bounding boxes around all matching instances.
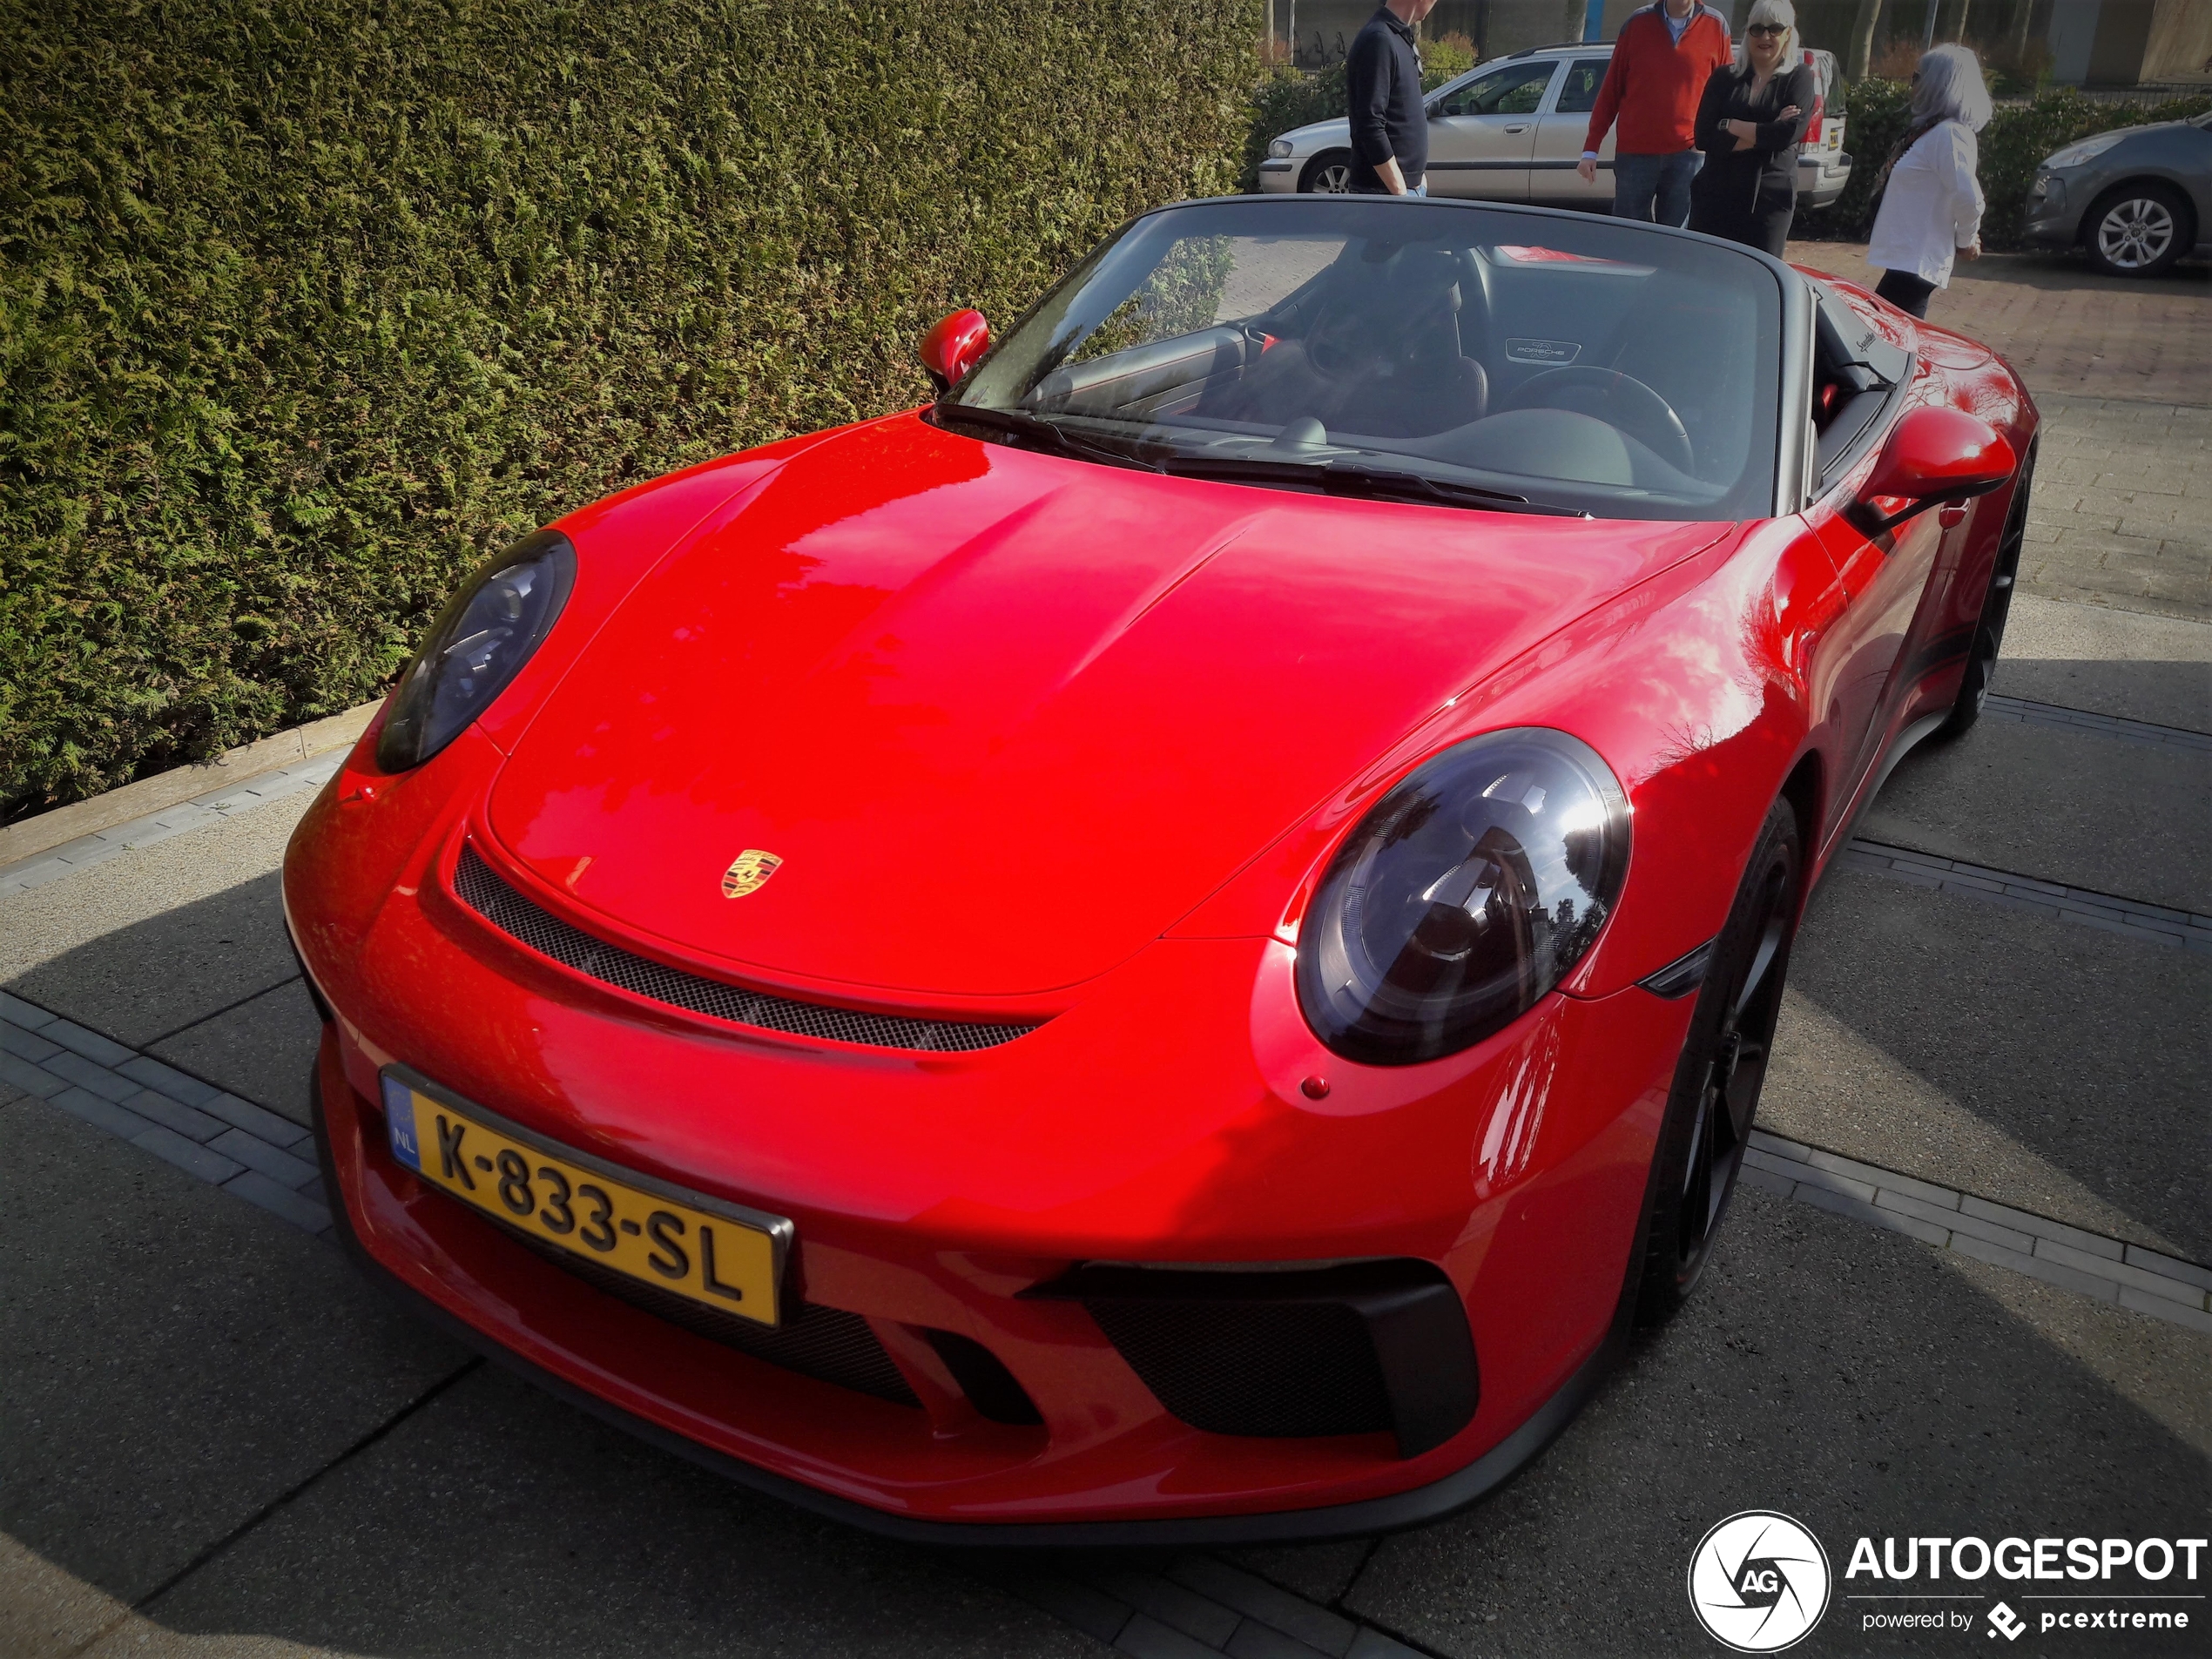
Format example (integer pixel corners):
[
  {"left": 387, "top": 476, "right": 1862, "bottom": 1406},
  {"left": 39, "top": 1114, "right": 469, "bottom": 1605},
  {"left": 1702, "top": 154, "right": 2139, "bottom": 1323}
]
[{"left": 488, "top": 415, "right": 1728, "bottom": 1002}]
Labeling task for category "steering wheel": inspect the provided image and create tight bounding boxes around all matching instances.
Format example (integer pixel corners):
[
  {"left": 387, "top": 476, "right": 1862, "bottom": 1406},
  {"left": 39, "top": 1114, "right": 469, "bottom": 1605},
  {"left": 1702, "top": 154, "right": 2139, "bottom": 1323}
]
[{"left": 1502, "top": 367, "right": 1695, "bottom": 475}]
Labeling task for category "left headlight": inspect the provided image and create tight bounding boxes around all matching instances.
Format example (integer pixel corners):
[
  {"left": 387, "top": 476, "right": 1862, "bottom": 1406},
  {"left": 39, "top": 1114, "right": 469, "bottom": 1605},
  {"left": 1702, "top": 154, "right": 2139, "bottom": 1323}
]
[
  {"left": 2046, "top": 131, "right": 2125, "bottom": 169},
  {"left": 1296, "top": 729, "right": 1630, "bottom": 1066},
  {"left": 375, "top": 529, "right": 576, "bottom": 772},
  {"left": 1268, "top": 138, "right": 1295, "bottom": 158}
]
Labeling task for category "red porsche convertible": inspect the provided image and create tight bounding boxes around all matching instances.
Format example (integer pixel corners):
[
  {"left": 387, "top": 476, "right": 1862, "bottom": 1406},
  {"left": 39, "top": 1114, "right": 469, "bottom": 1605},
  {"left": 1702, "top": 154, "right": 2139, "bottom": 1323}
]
[{"left": 287, "top": 194, "right": 2034, "bottom": 1542}]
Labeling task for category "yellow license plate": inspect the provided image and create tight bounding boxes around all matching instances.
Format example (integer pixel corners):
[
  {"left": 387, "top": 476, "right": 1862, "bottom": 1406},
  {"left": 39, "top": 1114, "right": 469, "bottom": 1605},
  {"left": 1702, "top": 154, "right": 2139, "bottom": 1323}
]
[{"left": 380, "top": 1069, "right": 788, "bottom": 1326}]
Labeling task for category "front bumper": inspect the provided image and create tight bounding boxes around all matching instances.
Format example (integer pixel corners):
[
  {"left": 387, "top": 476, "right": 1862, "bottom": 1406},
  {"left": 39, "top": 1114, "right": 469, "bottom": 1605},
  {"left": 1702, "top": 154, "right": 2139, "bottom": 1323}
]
[
  {"left": 290, "top": 730, "right": 1691, "bottom": 1534},
  {"left": 1258, "top": 158, "right": 1298, "bottom": 194}
]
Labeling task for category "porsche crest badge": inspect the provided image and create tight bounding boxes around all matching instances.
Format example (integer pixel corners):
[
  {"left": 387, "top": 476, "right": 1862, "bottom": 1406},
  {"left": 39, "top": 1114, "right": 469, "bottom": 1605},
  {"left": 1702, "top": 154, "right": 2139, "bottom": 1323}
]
[{"left": 721, "top": 849, "right": 782, "bottom": 900}]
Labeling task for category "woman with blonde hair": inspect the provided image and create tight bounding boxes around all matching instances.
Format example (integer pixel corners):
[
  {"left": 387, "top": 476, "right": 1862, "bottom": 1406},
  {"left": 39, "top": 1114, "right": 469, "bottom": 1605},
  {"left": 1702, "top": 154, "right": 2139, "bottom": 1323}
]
[
  {"left": 1688, "top": 0, "right": 1817, "bottom": 255},
  {"left": 1865, "top": 44, "right": 1992, "bottom": 317}
]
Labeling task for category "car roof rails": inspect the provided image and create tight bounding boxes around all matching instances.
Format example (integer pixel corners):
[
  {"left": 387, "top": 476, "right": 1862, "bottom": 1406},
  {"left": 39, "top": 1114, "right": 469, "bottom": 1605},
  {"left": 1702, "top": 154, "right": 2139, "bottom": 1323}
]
[{"left": 1508, "top": 41, "right": 1604, "bottom": 57}]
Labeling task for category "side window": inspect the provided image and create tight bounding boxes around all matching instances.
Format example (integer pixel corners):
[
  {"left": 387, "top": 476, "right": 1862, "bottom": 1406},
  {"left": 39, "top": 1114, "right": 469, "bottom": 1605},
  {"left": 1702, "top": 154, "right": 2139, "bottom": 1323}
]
[
  {"left": 1554, "top": 59, "right": 1608, "bottom": 116},
  {"left": 1437, "top": 61, "right": 1558, "bottom": 118}
]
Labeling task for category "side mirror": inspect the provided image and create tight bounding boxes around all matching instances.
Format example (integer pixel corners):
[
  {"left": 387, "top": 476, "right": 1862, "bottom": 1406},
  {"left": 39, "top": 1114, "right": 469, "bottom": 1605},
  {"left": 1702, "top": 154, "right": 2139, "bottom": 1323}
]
[
  {"left": 1855, "top": 406, "right": 2016, "bottom": 532},
  {"left": 921, "top": 309, "right": 990, "bottom": 396}
]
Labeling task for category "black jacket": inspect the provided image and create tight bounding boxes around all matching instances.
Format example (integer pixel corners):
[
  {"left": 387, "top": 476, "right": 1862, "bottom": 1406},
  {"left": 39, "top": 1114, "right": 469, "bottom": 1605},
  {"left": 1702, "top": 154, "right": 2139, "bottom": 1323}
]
[
  {"left": 1689, "top": 62, "right": 1815, "bottom": 243},
  {"left": 1345, "top": 7, "right": 1426, "bottom": 192}
]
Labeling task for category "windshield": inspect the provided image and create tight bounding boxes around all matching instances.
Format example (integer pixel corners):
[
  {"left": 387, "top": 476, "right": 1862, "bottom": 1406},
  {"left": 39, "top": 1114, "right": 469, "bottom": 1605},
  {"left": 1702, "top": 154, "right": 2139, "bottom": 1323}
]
[{"left": 947, "top": 198, "right": 1784, "bottom": 521}]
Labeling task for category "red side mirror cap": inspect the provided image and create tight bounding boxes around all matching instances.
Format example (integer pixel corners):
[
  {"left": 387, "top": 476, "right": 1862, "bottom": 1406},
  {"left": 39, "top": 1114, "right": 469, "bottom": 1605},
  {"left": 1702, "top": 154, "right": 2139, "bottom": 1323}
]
[
  {"left": 921, "top": 309, "right": 990, "bottom": 396},
  {"left": 1857, "top": 406, "right": 2017, "bottom": 532}
]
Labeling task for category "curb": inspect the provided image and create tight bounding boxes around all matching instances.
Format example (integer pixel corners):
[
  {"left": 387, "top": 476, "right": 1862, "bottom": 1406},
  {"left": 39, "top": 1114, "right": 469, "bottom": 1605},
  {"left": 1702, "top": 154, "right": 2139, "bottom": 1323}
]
[{"left": 0, "top": 699, "right": 381, "bottom": 873}]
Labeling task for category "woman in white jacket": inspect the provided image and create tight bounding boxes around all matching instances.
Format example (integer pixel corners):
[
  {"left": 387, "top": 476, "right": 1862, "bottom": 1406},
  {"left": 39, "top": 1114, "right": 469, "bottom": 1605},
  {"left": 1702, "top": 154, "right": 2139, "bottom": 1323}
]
[{"left": 1866, "top": 44, "right": 1992, "bottom": 319}]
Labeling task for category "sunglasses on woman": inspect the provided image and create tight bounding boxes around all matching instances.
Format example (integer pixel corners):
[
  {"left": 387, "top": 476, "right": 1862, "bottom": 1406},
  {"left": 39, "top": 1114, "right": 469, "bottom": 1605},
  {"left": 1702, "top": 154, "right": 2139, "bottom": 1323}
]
[{"left": 1746, "top": 23, "right": 1787, "bottom": 37}]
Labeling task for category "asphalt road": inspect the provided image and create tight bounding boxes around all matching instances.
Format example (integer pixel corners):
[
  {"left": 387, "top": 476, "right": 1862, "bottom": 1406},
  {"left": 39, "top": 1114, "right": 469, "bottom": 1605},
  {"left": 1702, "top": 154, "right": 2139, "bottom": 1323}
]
[{"left": 3, "top": 248, "right": 2207, "bottom": 1659}]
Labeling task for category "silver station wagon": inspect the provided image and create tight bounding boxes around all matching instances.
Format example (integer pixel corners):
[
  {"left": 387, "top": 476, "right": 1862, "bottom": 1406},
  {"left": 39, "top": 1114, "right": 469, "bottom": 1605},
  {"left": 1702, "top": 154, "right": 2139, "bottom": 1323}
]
[{"left": 1258, "top": 40, "right": 1852, "bottom": 212}]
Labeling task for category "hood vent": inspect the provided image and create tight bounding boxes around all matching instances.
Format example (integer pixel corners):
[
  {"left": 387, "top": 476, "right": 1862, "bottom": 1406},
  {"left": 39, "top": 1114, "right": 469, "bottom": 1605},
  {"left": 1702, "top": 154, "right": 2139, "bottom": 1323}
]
[{"left": 452, "top": 844, "right": 1040, "bottom": 1054}]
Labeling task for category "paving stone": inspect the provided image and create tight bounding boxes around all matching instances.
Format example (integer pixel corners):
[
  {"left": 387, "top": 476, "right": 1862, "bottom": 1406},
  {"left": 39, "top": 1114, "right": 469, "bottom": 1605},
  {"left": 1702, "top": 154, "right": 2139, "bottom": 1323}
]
[
  {"left": 2036, "top": 1238, "right": 2209, "bottom": 1305},
  {"left": 219, "top": 1170, "right": 333, "bottom": 1232},
  {"left": 112, "top": 1054, "right": 221, "bottom": 1108},
  {"left": 1745, "top": 1130, "right": 1812, "bottom": 1161},
  {"left": 0, "top": 1023, "right": 63, "bottom": 1064},
  {"left": 1171, "top": 1556, "right": 1359, "bottom": 1657},
  {"left": 1959, "top": 1196, "right": 2127, "bottom": 1261},
  {"left": 1004, "top": 1575, "right": 1132, "bottom": 1646},
  {"left": 1947, "top": 1232, "right": 2121, "bottom": 1303},
  {"left": 1118, "top": 1614, "right": 1228, "bottom": 1659},
  {"left": 1922, "top": 1202, "right": 2035, "bottom": 1254},
  {"left": 0, "top": 1054, "right": 69, "bottom": 1100},
  {"left": 0, "top": 990, "right": 57, "bottom": 1028},
  {"left": 197, "top": 1089, "right": 314, "bottom": 1150},
  {"left": 1227, "top": 1618, "right": 1334, "bottom": 1659},
  {"left": 130, "top": 1124, "right": 245, "bottom": 1184},
  {"left": 1865, "top": 1167, "right": 1964, "bottom": 1211},
  {"left": 35, "top": 1016, "right": 137, "bottom": 1069},
  {"left": 47, "top": 1086, "right": 158, "bottom": 1143},
  {"left": 1782, "top": 1163, "right": 1877, "bottom": 1204},
  {"left": 1738, "top": 1162, "right": 1797, "bottom": 1198},
  {"left": 40, "top": 1050, "right": 139, "bottom": 1103},
  {"left": 1087, "top": 1568, "right": 1242, "bottom": 1648},
  {"left": 2117, "top": 1287, "right": 2212, "bottom": 1332},
  {"left": 208, "top": 1127, "right": 320, "bottom": 1188},
  {"left": 1741, "top": 1147, "right": 1807, "bottom": 1181},
  {"left": 2124, "top": 1245, "right": 2212, "bottom": 1293},
  {"left": 1795, "top": 1181, "right": 1951, "bottom": 1247},
  {"left": 117, "top": 1088, "right": 225, "bottom": 1143}
]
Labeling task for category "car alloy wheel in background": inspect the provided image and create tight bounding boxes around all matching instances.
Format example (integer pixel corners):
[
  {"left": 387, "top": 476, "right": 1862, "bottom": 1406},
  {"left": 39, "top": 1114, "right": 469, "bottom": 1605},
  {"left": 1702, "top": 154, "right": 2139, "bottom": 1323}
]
[
  {"left": 1301, "top": 150, "right": 1354, "bottom": 193},
  {"left": 1636, "top": 799, "right": 1804, "bottom": 1324},
  {"left": 2087, "top": 184, "right": 2188, "bottom": 277}
]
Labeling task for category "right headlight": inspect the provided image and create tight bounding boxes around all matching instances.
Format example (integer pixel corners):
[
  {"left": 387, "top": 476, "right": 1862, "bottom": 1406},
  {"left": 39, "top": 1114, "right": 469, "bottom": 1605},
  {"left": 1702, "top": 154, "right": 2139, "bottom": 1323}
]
[
  {"left": 1296, "top": 729, "right": 1630, "bottom": 1067},
  {"left": 375, "top": 529, "right": 576, "bottom": 772}
]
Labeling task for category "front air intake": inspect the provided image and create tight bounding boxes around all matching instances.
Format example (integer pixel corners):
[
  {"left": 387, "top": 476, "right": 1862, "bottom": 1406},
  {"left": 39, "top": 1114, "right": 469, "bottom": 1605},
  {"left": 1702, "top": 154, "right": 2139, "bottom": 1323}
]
[
  {"left": 1028, "top": 1259, "right": 1478, "bottom": 1458},
  {"left": 451, "top": 843, "right": 1039, "bottom": 1054}
]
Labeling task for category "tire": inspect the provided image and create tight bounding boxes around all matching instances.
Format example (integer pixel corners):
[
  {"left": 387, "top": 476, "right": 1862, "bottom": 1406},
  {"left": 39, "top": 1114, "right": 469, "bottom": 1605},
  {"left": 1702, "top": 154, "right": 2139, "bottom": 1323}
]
[
  {"left": 1934, "top": 438, "right": 2036, "bottom": 740},
  {"left": 2083, "top": 181, "right": 2193, "bottom": 278},
  {"left": 1300, "top": 150, "right": 1355, "bottom": 194},
  {"left": 1633, "top": 798, "right": 1804, "bottom": 1327}
]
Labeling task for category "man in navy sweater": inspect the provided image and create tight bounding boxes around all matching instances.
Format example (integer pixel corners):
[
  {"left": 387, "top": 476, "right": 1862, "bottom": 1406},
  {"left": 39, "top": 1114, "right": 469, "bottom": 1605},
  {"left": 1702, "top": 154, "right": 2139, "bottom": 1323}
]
[{"left": 1346, "top": 0, "right": 1440, "bottom": 196}]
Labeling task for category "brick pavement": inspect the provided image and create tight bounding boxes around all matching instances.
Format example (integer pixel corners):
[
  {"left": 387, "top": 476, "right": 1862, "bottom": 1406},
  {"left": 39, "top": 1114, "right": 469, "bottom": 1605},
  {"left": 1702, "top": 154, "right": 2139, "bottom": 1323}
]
[{"left": 1788, "top": 242, "right": 2212, "bottom": 621}]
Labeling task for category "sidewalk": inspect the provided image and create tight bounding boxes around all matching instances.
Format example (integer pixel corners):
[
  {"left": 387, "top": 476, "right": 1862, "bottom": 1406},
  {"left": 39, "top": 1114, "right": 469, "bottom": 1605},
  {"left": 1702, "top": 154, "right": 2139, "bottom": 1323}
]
[{"left": 1788, "top": 242, "right": 2212, "bottom": 623}]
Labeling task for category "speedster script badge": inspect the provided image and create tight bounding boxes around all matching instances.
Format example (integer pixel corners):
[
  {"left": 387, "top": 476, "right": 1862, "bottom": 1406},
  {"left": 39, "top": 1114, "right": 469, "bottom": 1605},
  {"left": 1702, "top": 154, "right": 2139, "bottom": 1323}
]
[{"left": 721, "top": 849, "right": 783, "bottom": 899}]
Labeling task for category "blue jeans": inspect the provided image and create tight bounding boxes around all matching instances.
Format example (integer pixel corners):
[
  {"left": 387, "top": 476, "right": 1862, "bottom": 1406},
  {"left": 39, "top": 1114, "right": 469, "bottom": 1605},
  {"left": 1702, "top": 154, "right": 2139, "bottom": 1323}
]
[{"left": 1613, "top": 151, "right": 1701, "bottom": 227}]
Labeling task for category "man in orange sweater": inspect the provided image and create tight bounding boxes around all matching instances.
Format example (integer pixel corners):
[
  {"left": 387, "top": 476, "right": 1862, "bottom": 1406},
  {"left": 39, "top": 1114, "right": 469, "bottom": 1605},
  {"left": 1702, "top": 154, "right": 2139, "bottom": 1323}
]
[{"left": 1575, "top": 0, "right": 1732, "bottom": 226}]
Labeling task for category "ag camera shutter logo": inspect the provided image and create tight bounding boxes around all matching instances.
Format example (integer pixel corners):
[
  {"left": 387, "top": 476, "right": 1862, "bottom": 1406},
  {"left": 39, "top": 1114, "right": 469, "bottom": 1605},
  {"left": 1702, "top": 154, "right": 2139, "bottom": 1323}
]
[{"left": 1689, "top": 1511, "right": 1832, "bottom": 1652}]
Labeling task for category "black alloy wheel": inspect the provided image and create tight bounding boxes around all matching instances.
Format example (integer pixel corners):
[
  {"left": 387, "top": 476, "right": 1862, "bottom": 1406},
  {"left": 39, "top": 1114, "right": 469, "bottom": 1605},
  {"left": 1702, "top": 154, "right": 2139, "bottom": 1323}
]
[
  {"left": 1935, "top": 439, "right": 2036, "bottom": 740},
  {"left": 1301, "top": 150, "right": 1354, "bottom": 194},
  {"left": 1635, "top": 798, "right": 1804, "bottom": 1325},
  {"left": 2085, "top": 182, "right": 2192, "bottom": 278}
]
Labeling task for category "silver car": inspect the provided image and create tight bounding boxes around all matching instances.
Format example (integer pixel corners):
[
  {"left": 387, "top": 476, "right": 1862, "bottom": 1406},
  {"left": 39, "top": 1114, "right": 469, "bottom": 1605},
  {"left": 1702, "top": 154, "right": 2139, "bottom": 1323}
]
[
  {"left": 1255, "top": 41, "right": 1852, "bottom": 212},
  {"left": 2023, "top": 111, "right": 2212, "bottom": 277}
]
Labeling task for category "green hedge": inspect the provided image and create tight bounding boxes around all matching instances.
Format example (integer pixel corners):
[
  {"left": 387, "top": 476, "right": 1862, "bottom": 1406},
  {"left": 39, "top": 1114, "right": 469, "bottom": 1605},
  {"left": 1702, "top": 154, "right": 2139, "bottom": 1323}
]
[
  {"left": 1797, "top": 82, "right": 2212, "bottom": 249},
  {"left": 0, "top": 0, "right": 1259, "bottom": 819}
]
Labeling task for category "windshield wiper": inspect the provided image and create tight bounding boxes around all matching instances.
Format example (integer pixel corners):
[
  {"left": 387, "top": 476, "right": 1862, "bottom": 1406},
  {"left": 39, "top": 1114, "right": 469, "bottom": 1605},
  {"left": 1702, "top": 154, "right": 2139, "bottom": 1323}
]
[
  {"left": 1158, "top": 455, "right": 1587, "bottom": 517},
  {"left": 932, "top": 404, "right": 1163, "bottom": 472}
]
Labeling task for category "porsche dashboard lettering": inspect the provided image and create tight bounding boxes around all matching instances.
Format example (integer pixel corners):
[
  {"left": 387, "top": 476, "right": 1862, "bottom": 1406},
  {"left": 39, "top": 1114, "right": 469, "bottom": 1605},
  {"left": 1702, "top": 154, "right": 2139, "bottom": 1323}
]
[
  {"left": 721, "top": 849, "right": 783, "bottom": 899},
  {"left": 1505, "top": 338, "right": 1580, "bottom": 364}
]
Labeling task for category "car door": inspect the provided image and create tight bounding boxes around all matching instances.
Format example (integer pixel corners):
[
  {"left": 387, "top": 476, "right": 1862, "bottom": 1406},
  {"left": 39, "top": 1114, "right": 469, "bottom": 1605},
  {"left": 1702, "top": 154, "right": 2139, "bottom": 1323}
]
[
  {"left": 1528, "top": 56, "right": 1615, "bottom": 207},
  {"left": 1425, "top": 57, "right": 1561, "bottom": 201}
]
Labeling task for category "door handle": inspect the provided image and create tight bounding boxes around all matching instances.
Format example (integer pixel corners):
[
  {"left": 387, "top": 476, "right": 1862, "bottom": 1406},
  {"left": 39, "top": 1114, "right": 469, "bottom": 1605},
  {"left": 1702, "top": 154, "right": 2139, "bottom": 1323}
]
[{"left": 1504, "top": 125, "right": 1528, "bottom": 133}]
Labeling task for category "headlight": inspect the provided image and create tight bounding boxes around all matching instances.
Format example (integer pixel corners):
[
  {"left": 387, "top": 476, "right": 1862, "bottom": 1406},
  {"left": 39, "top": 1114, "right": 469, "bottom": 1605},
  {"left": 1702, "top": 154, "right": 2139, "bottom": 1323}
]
[
  {"left": 376, "top": 529, "right": 576, "bottom": 772},
  {"left": 1268, "top": 138, "right": 1294, "bottom": 158},
  {"left": 1296, "top": 729, "right": 1630, "bottom": 1066},
  {"left": 2047, "top": 132, "right": 2124, "bottom": 169}
]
